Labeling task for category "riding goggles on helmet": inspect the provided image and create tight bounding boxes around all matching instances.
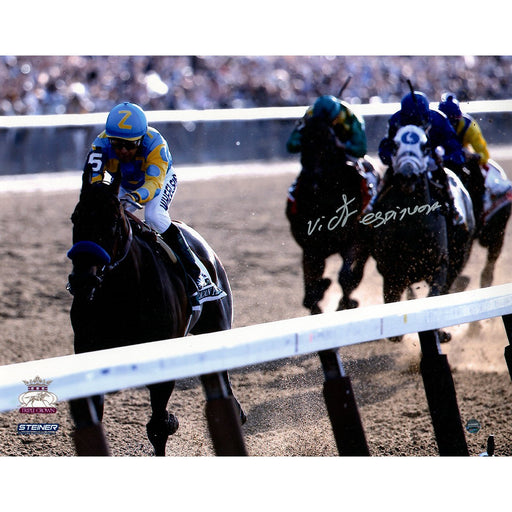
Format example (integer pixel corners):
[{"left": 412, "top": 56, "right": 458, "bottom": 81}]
[{"left": 109, "top": 138, "right": 142, "bottom": 150}]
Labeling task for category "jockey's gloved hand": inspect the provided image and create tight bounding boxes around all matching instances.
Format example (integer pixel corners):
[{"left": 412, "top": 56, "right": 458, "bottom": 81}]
[
  {"left": 120, "top": 193, "right": 142, "bottom": 211},
  {"left": 333, "top": 138, "right": 346, "bottom": 150}
]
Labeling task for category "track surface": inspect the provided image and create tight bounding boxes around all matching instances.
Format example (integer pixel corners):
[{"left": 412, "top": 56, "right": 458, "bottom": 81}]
[{"left": 0, "top": 156, "right": 512, "bottom": 458}]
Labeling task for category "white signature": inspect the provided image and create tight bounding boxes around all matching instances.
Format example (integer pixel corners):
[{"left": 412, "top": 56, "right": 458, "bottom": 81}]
[{"left": 306, "top": 194, "right": 443, "bottom": 235}]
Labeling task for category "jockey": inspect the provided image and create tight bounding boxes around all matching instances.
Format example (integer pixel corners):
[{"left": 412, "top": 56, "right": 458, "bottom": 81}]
[
  {"left": 438, "top": 93, "right": 490, "bottom": 167},
  {"left": 287, "top": 94, "right": 368, "bottom": 159},
  {"left": 375, "top": 90, "right": 466, "bottom": 221},
  {"left": 438, "top": 93, "right": 488, "bottom": 224},
  {"left": 286, "top": 94, "right": 378, "bottom": 206},
  {"left": 82, "top": 101, "right": 225, "bottom": 307},
  {"left": 379, "top": 90, "right": 465, "bottom": 169}
]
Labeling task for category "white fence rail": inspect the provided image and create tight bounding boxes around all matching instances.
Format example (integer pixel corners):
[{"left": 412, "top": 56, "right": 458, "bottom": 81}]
[
  {"left": 1, "top": 99, "right": 511, "bottom": 128},
  {"left": 1, "top": 283, "right": 511, "bottom": 413}
]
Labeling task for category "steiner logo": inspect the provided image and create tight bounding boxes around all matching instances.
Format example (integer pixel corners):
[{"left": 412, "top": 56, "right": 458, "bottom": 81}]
[
  {"left": 17, "top": 423, "right": 59, "bottom": 435},
  {"left": 18, "top": 376, "right": 58, "bottom": 414}
]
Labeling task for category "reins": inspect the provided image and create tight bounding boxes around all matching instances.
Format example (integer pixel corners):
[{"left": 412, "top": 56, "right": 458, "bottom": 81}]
[{"left": 104, "top": 214, "right": 133, "bottom": 273}]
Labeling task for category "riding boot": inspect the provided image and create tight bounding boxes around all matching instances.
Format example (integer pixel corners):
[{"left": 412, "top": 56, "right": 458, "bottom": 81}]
[{"left": 160, "top": 223, "right": 226, "bottom": 307}]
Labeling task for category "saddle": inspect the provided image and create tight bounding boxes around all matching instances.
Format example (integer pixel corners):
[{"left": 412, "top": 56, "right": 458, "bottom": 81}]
[{"left": 124, "top": 212, "right": 224, "bottom": 326}]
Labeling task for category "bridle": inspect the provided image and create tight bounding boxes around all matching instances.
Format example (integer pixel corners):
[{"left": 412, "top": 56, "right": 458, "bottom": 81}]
[{"left": 67, "top": 197, "right": 134, "bottom": 298}]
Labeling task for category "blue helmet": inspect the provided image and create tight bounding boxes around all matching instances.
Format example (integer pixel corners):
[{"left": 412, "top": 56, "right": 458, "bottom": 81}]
[
  {"left": 105, "top": 102, "right": 148, "bottom": 140},
  {"left": 438, "top": 93, "right": 462, "bottom": 123},
  {"left": 312, "top": 95, "right": 341, "bottom": 121},
  {"left": 400, "top": 91, "right": 430, "bottom": 127}
]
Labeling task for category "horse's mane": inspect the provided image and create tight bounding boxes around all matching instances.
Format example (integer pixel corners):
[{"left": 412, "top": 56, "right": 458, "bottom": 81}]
[
  {"left": 73, "top": 178, "right": 122, "bottom": 225},
  {"left": 81, "top": 179, "right": 120, "bottom": 203}
]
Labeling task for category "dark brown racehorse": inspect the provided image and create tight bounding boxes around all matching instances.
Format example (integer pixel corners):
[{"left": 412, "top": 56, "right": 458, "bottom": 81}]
[
  {"left": 67, "top": 171, "right": 245, "bottom": 456},
  {"left": 474, "top": 160, "right": 512, "bottom": 288},
  {"left": 365, "top": 125, "right": 474, "bottom": 342},
  {"left": 286, "top": 116, "right": 377, "bottom": 314}
]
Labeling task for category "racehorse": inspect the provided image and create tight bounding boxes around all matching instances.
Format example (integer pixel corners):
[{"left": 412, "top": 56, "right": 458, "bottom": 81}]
[
  {"left": 286, "top": 115, "right": 378, "bottom": 314},
  {"left": 473, "top": 159, "right": 512, "bottom": 287},
  {"left": 365, "top": 125, "right": 474, "bottom": 342},
  {"left": 67, "top": 170, "right": 245, "bottom": 456}
]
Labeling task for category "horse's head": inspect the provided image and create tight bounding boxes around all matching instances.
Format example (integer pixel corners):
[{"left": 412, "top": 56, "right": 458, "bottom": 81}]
[
  {"left": 300, "top": 116, "right": 346, "bottom": 176},
  {"left": 67, "top": 173, "right": 132, "bottom": 300},
  {"left": 391, "top": 125, "right": 430, "bottom": 193}
]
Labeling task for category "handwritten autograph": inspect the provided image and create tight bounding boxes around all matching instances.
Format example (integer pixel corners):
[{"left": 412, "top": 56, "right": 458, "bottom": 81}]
[{"left": 306, "top": 194, "right": 442, "bottom": 235}]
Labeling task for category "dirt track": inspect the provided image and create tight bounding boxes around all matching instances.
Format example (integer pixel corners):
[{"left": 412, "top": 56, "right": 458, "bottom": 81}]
[{"left": 1, "top": 159, "right": 512, "bottom": 457}]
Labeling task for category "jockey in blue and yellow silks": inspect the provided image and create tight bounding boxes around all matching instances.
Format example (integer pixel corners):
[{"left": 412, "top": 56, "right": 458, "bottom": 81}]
[
  {"left": 438, "top": 93, "right": 489, "bottom": 225},
  {"left": 83, "top": 101, "right": 225, "bottom": 307},
  {"left": 438, "top": 93, "right": 490, "bottom": 167},
  {"left": 88, "top": 118, "right": 175, "bottom": 224}
]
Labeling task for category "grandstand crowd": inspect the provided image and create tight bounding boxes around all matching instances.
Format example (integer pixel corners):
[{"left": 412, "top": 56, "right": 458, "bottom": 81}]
[{"left": 0, "top": 55, "right": 510, "bottom": 116}]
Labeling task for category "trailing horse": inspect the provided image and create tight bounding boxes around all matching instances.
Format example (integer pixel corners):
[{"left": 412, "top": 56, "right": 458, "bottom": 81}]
[
  {"left": 67, "top": 171, "right": 245, "bottom": 455},
  {"left": 286, "top": 115, "right": 378, "bottom": 314},
  {"left": 474, "top": 159, "right": 512, "bottom": 287},
  {"left": 365, "top": 125, "right": 474, "bottom": 342}
]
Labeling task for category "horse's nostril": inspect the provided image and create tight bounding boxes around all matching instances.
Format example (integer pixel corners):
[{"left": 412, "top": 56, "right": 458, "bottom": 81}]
[
  {"left": 67, "top": 274, "right": 77, "bottom": 295},
  {"left": 399, "top": 162, "right": 415, "bottom": 175},
  {"left": 67, "top": 271, "right": 102, "bottom": 300}
]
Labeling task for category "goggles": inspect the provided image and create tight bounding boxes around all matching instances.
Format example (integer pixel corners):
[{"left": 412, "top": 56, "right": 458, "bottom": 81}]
[{"left": 109, "top": 138, "right": 142, "bottom": 150}]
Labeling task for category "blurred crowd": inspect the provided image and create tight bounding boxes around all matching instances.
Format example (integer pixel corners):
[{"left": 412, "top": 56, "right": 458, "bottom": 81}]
[{"left": 0, "top": 55, "right": 511, "bottom": 116}]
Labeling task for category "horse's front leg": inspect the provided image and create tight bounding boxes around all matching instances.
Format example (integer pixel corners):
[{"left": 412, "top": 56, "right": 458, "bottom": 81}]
[
  {"left": 481, "top": 253, "right": 498, "bottom": 288},
  {"left": 337, "top": 245, "right": 369, "bottom": 310},
  {"left": 302, "top": 249, "right": 331, "bottom": 314},
  {"left": 146, "top": 380, "right": 179, "bottom": 456},
  {"left": 428, "top": 255, "right": 449, "bottom": 297},
  {"left": 480, "top": 232, "right": 505, "bottom": 287},
  {"left": 383, "top": 277, "right": 407, "bottom": 342}
]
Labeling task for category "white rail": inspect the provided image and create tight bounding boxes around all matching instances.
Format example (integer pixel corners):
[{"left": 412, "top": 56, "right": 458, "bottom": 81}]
[
  {"left": 1, "top": 99, "right": 511, "bottom": 128},
  {"left": 0, "top": 283, "right": 511, "bottom": 413}
]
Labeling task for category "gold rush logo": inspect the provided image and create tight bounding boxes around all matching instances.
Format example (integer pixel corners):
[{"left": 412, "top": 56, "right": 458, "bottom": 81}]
[{"left": 18, "top": 376, "right": 58, "bottom": 414}]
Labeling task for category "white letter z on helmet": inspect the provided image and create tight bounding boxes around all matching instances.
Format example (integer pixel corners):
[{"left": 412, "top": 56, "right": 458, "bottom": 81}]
[{"left": 105, "top": 102, "right": 148, "bottom": 140}]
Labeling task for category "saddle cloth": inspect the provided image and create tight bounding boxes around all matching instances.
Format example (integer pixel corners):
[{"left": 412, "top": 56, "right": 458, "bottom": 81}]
[
  {"left": 446, "top": 169, "right": 475, "bottom": 232},
  {"left": 482, "top": 162, "right": 512, "bottom": 223}
]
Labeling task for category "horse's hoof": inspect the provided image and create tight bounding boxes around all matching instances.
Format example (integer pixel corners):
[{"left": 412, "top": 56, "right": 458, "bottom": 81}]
[
  {"left": 167, "top": 413, "right": 179, "bottom": 435},
  {"left": 146, "top": 412, "right": 179, "bottom": 456},
  {"left": 439, "top": 331, "right": 452, "bottom": 343},
  {"left": 303, "top": 278, "right": 331, "bottom": 311},
  {"left": 452, "top": 275, "right": 471, "bottom": 292},
  {"left": 337, "top": 298, "right": 359, "bottom": 310}
]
